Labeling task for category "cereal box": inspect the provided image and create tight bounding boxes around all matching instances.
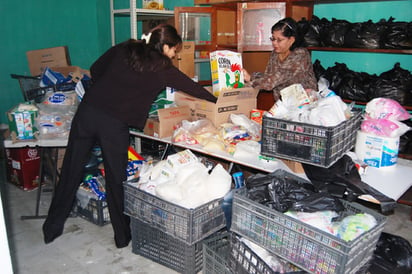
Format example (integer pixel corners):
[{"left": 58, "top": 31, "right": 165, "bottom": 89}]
[{"left": 210, "top": 50, "right": 244, "bottom": 96}]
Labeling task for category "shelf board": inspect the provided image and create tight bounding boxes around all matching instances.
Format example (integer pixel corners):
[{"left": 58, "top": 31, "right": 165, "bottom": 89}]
[
  {"left": 113, "top": 8, "right": 174, "bottom": 20},
  {"left": 308, "top": 46, "right": 412, "bottom": 54}
]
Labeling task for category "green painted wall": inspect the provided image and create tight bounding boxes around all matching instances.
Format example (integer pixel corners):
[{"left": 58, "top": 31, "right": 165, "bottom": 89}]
[
  {"left": 312, "top": 0, "right": 412, "bottom": 75},
  {"left": 0, "top": 0, "right": 111, "bottom": 125}
]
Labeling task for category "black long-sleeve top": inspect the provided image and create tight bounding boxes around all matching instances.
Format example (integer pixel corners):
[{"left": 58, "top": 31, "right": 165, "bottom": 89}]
[{"left": 82, "top": 42, "right": 217, "bottom": 130}]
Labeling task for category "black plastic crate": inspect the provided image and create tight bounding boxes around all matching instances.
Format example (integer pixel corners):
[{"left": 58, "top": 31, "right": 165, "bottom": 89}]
[
  {"left": 203, "top": 231, "right": 232, "bottom": 274},
  {"left": 231, "top": 169, "right": 387, "bottom": 274},
  {"left": 131, "top": 218, "right": 203, "bottom": 274},
  {"left": 124, "top": 180, "right": 226, "bottom": 244},
  {"left": 203, "top": 231, "right": 302, "bottom": 274},
  {"left": 75, "top": 198, "right": 110, "bottom": 226},
  {"left": 261, "top": 110, "right": 362, "bottom": 167}
]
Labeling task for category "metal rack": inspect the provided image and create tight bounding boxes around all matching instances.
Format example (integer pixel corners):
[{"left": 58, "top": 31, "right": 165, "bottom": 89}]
[{"left": 110, "top": 0, "right": 174, "bottom": 45}]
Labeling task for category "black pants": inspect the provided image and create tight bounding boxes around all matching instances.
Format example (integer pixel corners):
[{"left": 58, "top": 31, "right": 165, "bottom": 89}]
[{"left": 43, "top": 103, "right": 131, "bottom": 248}]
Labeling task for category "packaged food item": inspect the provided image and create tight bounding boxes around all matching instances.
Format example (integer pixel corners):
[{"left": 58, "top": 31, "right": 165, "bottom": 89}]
[
  {"left": 142, "top": 0, "right": 163, "bottom": 10},
  {"left": 210, "top": 50, "right": 244, "bottom": 96}
]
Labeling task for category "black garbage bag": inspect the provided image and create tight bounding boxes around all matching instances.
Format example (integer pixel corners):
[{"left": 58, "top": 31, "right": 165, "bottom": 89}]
[
  {"left": 297, "top": 17, "right": 311, "bottom": 47},
  {"left": 301, "top": 15, "right": 327, "bottom": 47},
  {"left": 245, "top": 173, "right": 273, "bottom": 205},
  {"left": 344, "top": 20, "right": 384, "bottom": 49},
  {"left": 381, "top": 17, "right": 412, "bottom": 49},
  {"left": 324, "top": 62, "right": 370, "bottom": 102},
  {"left": 302, "top": 155, "right": 397, "bottom": 213},
  {"left": 369, "top": 77, "right": 409, "bottom": 105},
  {"left": 313, "top": 59, "right": 326, "bottom": 80},
  {"left": 399, "top": 119, "right": 412, "bottom": 155},
  {"left": 246, "top": 170, "right": 344, "bottom": 213},
  {"left": 372, "top": 62, "right": 412, "bottom": 105},
  {"left": 291, "top": 192, "right": 344, "bottom": 213},
  {"left": 323, "top": 62, "right": 346, "bottom": 92},
  {"left": 335, "top": 70, "right": 370, "bottom": 102},
  {"left": 323, "top": 18, "right": 352, "bottom": 47},
  {"left": 368, "top": 232, "right": 412, "bottom": 274}
]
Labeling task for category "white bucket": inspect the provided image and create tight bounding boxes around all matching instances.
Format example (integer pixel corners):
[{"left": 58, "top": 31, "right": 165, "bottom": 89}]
[{"left": 355, "top": 131, "right": 399, "bottom": 169}]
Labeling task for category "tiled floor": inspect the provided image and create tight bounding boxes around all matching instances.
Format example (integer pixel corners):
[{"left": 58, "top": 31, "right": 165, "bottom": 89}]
[{"left": 1, "top": 157, "right": 412, "bottom": 274}]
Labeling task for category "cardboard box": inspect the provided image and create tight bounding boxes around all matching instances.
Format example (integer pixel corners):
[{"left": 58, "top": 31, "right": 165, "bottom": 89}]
[
  {"left": 210, "top": 50, "right": 244, "bottom": 96},
  {"left": 6, "top": 148, "right": 41, "bottom": 191},
  {"left": 175, "top": 87, "right": 258, "bottom": 127},
  {"left": 173, "top": 41, "right": 195, "bottom": 78},
  {"left": 7, "top": 103, "right": 39, "bottom": 142},
  {"left": 50, "top": 66, "right": 90, "bottom": 81},
  {"left": 143, "top": 106, "right": 191, "bottom": 138},
  {"left": 281, "top": 159, "right": 305, "bottom": 174},
  {"left": 26, "top": 46, "right": 71, "bottom": 76}
]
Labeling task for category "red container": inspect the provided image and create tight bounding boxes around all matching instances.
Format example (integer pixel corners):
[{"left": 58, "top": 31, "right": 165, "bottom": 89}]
[{"left": 6, "top": 148, "right": 41, "bottom": 191}]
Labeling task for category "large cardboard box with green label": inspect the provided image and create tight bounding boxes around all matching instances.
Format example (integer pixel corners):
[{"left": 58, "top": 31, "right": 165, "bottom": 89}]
[{"left": 174, "top": 87, "right": 258, "bottom": 127}]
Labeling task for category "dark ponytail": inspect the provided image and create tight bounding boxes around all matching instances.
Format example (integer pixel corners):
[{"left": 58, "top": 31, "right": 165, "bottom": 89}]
[{"left": 125, "top": 24, "right": 182, "bottom": 72}]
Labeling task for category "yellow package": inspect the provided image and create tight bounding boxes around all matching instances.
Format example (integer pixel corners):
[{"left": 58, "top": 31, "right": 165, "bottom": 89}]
[{"left": 142, "top": 0, "right": 163, "bottom": 10}]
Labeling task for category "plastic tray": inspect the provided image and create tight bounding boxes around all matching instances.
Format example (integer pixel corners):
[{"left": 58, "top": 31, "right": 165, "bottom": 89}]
[
  {"left": 124, "top": 179, "right": 226, "bottom": 244},
  {"left": 131, "top": 218, "right": 203, "bottom": 274},
  {"left": 75, "top": 198, "right": 110, "bottom": 226},
  {"left": 231, "top": 169, "right": 387, "bottom": 274},
  {"left": 202, "top": 231, "right": 232, "bottom": 274},
  {"left": 260, "top": 110, "right": 362, "bottom": 167}
]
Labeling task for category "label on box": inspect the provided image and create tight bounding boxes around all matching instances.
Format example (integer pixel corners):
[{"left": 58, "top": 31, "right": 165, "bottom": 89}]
[
  {"left": 12, "top": 160, "right": 21, "bottom": 170},
  {"left": 210, "top": 50, "right": 244, "bottom": 96}
]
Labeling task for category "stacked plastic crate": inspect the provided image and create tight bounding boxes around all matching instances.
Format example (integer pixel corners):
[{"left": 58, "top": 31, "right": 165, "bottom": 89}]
[
  {"left": 123, "top": 179, "right": 227, "bottom": 274},
  {"left": 229, "top": 170, "right": 387, "bottom": 274}
]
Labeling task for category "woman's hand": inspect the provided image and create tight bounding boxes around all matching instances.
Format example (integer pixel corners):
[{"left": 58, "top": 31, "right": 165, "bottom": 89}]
[{"left": 242, "top": 69, "right": 251, "bottom": 82}]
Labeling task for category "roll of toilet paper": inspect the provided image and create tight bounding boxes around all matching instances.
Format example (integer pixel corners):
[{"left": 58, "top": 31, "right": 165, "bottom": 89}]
[{"left": 355, "top": 131, "right": 399, "bottom": 169}]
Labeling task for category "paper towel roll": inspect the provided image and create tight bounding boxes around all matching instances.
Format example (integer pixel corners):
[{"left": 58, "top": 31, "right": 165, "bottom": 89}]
[{"left": 355, "top": 131, "right": 399, "bottom": 169}]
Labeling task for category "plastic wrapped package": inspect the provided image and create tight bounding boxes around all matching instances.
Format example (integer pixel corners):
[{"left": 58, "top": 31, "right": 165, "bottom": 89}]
[
  {"left": 36, "top": 104, "right": 77, "bottom": 139},
  {"left": 365, "top": 97, "right": 411, "bottom": 121}
]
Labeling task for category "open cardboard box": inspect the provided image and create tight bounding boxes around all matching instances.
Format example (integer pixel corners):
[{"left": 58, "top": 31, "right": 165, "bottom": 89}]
[
  {"left": 143, "top": 105, "right": 191, "bottom": 138},
  {"left": 174, "top": 86, "right": 258, "bottom": 127},
  {"left": 26, "top": 46, "right": 71, "bottom": 76}
]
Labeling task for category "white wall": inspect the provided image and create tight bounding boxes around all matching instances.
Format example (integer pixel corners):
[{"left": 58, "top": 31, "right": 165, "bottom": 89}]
[{"left": 0, "top": 194, "right": 13, "bottom": 274}]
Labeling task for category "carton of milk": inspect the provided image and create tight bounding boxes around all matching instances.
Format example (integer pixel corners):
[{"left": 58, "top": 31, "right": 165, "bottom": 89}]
[{"left": 210, "top": 50, "right": 244, "bottom": 96}]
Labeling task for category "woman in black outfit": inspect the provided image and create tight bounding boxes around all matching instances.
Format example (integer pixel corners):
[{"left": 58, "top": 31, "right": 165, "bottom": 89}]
[{"left": 42, "top": 24, "right": 217, "bottom": 248}]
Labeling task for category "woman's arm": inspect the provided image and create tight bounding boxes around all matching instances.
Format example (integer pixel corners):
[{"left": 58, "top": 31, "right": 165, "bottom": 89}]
[
  {"left": 163, "top": 66, "right": 217, "bottom": 103},
  {"left": 250, "top": 48, "right": 317, "bottom": 92}
]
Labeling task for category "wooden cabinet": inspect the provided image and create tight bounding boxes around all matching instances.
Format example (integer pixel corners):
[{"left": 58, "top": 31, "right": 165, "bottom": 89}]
[{"left": 175, "top": 1, "right": 314, "bottom": 87}]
